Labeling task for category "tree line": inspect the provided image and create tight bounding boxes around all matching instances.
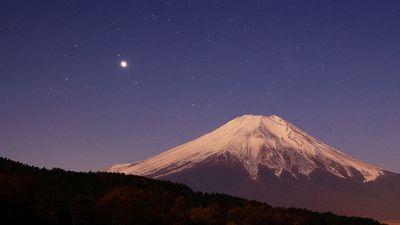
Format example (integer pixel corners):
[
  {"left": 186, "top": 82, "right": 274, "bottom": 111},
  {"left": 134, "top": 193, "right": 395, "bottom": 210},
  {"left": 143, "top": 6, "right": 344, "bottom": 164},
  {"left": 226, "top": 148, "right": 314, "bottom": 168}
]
[{"left": 0, "top": 157, "right": 383, "bottom": 225}]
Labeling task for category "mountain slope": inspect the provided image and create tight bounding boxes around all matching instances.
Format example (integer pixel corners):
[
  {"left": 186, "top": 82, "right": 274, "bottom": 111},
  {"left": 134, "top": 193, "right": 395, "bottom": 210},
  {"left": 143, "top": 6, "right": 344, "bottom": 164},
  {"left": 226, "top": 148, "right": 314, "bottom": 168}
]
[
  {"left": 0, "top": 157, "right": 384, "bottom": 225},
  {"left": 110, "top": 115, "right": 400, "bottom": 220},
  {"left": 110, "top": 115, "right": 383, "bottom": 182}
]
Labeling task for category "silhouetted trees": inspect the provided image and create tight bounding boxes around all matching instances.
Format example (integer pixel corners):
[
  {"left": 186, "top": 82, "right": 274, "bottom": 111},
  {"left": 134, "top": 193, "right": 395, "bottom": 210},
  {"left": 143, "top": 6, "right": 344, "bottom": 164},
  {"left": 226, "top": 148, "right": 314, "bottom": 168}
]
[{"left": 0, "top": 157, "right": 383, "bottom": 225}]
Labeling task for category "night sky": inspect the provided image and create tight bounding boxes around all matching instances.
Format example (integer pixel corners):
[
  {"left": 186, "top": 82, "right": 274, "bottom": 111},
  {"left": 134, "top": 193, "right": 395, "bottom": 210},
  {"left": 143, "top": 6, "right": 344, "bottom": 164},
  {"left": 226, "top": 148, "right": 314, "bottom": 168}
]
[{"left": 1, "top": 0, "right": 399, "bottom": 172}]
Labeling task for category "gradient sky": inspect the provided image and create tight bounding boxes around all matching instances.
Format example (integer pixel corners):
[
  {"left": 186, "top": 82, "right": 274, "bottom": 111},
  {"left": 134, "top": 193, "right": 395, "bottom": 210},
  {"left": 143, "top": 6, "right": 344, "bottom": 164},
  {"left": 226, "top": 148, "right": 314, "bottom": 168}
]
[{"left": 1, "top": 0, "right": 399, "bottom": 172}]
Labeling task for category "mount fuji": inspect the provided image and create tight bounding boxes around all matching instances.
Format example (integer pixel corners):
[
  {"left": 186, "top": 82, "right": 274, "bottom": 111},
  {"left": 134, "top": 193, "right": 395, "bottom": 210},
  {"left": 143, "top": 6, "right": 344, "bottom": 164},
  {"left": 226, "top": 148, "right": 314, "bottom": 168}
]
[{"left": 109, "top": 115, "right": 400, "bottom": 220}]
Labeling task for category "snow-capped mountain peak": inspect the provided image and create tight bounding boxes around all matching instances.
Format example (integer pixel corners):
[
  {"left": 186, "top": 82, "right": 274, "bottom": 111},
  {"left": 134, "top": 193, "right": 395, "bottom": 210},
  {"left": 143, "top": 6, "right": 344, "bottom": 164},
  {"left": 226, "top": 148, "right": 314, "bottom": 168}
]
[{"left": 109, "top": 115, "right": 383, "bottom": 182}]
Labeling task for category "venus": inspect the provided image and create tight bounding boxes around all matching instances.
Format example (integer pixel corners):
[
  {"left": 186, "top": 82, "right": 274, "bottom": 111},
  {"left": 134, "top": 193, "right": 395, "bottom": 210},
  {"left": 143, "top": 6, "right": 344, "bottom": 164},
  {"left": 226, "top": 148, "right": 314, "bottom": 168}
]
[{"left": 120, "top": 60, "right": 128, "bottom": 68}]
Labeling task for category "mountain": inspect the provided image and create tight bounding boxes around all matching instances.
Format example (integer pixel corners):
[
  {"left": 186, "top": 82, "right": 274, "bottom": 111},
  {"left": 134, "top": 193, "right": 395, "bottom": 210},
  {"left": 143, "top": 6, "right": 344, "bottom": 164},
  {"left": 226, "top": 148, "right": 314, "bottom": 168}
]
[
  {"left": 110, "top": 115, "right": 400, "bottom": 220},
  {"left": 0, "top": 157, "right": 384, "bottom": 225},
  {"left": 110, "top": 115, "right": 383, "bottom": 182}
]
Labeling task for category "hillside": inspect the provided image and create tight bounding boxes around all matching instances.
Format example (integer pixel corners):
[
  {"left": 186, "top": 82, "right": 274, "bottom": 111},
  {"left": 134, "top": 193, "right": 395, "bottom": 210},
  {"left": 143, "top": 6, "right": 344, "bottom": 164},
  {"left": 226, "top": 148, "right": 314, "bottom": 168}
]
[{"left": 0, "top": 157, "right": 383, "bottom": 225}]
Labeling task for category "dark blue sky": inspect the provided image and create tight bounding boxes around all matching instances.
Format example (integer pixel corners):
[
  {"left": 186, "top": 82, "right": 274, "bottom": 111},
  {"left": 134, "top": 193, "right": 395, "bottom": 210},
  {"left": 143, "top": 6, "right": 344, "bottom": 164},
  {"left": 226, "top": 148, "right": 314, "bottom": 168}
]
[{"left": 1, "top": 0, "right": 399, "bottom": 172}]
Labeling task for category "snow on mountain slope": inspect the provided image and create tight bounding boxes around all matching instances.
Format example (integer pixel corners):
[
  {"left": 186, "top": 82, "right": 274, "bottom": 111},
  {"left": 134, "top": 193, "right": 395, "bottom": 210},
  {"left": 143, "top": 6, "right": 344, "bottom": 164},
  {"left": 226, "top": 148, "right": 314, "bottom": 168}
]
[{"left": 109, "top": 115, "right": 384, "bottom": 182}]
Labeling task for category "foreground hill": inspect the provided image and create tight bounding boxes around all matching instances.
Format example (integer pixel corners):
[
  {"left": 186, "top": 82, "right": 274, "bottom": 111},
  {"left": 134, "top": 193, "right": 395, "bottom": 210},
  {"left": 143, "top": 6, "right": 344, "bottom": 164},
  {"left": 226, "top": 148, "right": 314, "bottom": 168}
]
[
  {"left": 0, "top": 157, "right": 382, "bottom": 225},
  {"left": 110, "top": 115, "right": 400, "bottom": 219}
]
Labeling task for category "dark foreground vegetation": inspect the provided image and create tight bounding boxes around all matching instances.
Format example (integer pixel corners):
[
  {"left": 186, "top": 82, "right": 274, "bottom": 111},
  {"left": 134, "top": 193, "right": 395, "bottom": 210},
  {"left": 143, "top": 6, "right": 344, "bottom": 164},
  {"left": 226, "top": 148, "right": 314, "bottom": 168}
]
[{"left": 0, "top": 157, "right": 383, "bottom": 225}]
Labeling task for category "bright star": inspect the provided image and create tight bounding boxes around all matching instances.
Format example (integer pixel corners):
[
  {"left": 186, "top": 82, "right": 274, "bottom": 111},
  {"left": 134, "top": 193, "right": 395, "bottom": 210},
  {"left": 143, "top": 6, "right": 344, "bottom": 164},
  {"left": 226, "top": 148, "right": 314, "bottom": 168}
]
[{"left": 120, "top": 60, "right": 128, "bottom": 68}]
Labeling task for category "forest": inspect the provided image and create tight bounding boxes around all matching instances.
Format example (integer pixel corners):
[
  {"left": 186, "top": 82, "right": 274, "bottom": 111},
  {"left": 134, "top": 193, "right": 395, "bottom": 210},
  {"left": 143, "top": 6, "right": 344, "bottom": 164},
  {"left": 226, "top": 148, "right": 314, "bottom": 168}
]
[{"left": 0, "top": 157, "right": 384, "bottom": 225}]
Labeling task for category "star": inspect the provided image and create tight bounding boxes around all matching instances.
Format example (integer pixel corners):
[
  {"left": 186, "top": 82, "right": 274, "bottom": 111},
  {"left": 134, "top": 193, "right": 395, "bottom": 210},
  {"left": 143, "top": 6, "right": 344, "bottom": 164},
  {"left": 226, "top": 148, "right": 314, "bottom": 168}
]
[{"left": 120, "top": 60, "right": 128, "bottom": 68}]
